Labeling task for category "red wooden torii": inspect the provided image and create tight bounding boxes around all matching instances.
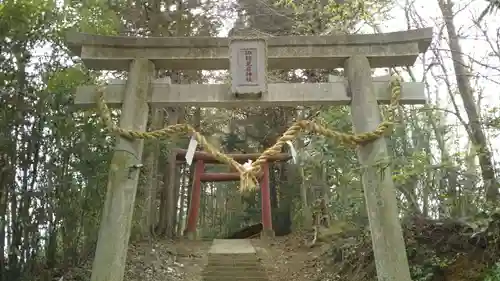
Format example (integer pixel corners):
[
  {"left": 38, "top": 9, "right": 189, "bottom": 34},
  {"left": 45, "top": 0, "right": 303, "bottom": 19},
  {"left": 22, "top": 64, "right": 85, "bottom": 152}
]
[{"left": 174, "top": 149, "right": 292, "bottom": 239}]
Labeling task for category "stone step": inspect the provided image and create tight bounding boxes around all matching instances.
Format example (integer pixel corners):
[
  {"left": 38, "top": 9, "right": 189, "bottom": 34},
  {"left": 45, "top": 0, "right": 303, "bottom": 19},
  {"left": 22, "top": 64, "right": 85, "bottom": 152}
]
[
  {"left": 201, "top": 239, "right": 270, "bottom": 281},
  {"left": 204, "top": 265, "right": 263, "bottom": 271},
  {"left": 203, "top": 273, "right": 268, "bottom": 279},
  {"left": 208, "top": 239, "right": 256, "bottom": 255},
  {"left": 208, "top": 258, "right": 259, "bottom": 263},
  {"left": 208, "top": 257, "right": 257, "bottom": 260},
  {"left": 207, "top": 254, "right": 259, "bottom": 259},
  {"left": 203, "top": 276, "right": 267, "bottom": 280},
  {"left": 206, "top": 264, "right": 261, "bottom": 269},
  {"left": 205, "top": 266, "right": 262, "bottom": 272},
  {"left": 203, "top": 276, "right": 269, "bottom": 281},
  {"left": 207, "top": 253, "right": 259, "bottom": 260},
  {"left": 204, "top": 270, "right": 263, "bottom": 274},
  {"left": 203, "top": 268, "right": 267, "bottom": 276},
  {"left": 206, "top": 258, "right": 260, "bottom": 263},
  {"left": 203, "top": 262, "right": 268, "bottom": 276},
  {"left": 207, "top": 259, "right": 261, "bottom": 266},
  {"left": 206, "top": 258, "right": 260, "bottom": 262}
]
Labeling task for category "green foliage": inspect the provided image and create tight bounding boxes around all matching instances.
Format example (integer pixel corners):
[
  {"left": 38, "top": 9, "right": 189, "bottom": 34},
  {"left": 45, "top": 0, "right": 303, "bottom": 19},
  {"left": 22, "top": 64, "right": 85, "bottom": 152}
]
[
  {"left": 409, "top": 254, "right": 456, "bottom": 281},
  {"left": 0, "top": 0, "right": 57, "bottom": 40},
  {"left": 0, "top": 0, "right": 122, "bottom": 279},
  {"left": 274, "top": 0, "right": 393, "bottom": 33},
  {"left": 484, "top": 263, "right": 500, "bottom": 281},
  {"left": 65, "top": 0, "right": 120, "bottom": 34},
  {"left": 486, "top": 107, "right": 500, "bottom": 129},
  {"left": 392, "top": 151, "right": 430, "bottom": 184}
]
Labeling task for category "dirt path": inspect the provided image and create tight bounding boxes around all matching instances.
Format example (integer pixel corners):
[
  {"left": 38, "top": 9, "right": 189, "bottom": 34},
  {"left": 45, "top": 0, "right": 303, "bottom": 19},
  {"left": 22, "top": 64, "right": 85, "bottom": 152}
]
[
  {"left": 251, "top": 234, "right": 326, "bottom": 281},
  {"left": 125, "top": 239, "right": 211, "bottom": 281},
  {"left": 107, "top": 235, "right": 325, "bottom": 281}
]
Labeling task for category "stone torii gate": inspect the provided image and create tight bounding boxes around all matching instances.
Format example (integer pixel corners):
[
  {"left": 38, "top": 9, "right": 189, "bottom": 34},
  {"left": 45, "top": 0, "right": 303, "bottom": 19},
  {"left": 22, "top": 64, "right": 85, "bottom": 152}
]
[{"left": 67, "top": 28, "right": 432, "bottom": 281}]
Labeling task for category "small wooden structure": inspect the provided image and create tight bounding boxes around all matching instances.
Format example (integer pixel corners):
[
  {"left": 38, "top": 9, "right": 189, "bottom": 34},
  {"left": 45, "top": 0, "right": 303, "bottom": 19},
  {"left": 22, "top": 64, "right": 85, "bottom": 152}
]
[{"left": 175, "top": 149, "right": 292, "bottom": 239}]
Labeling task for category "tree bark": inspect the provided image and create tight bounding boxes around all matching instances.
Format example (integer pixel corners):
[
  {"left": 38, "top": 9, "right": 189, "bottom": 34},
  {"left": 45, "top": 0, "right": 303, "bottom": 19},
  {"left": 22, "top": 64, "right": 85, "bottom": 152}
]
[
  {"left": 176, "top": 164, "right": 187, "bottom": 237},
  {"left": 438, "top": 0, "right": 499, "bottom": 204},
  {"left": 186, "top": 107, "right": 201, "bottom": 215},
  {"left": 165, "top": 143, "right": 178, "bottom": 238},
  {"left": 157, "top": 108, "right": 180, "bottom": 237},
  {"left": 141, "top": 108, "right": 165, "bottom": 239}
]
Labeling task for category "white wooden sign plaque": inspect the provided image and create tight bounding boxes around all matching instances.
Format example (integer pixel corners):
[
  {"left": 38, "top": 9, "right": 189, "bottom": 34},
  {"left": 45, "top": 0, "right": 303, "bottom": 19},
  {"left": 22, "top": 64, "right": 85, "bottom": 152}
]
[{"left": 229, "top": 38, "right": 267, "bottom": 97}]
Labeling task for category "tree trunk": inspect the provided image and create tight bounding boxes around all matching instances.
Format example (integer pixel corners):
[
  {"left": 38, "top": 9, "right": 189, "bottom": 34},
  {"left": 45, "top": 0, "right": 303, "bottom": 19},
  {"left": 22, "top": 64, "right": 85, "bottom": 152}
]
[
  {"left": 186, "top": 107, "right": 201, "bottom": 215},
  {"left": 157, "top": 158, "right": 168, "bottom": 235},
  {"left": 0, "top": 152, "right": 14, "bottom": 281},
  {"left": 176, "top": 164, "right": 187, "bottom": 237},
  {"left": 171, "top": 108, "right": 186, "bottom": 236},
  {"left": 141, "top": 108, "right": 165, "bottom": 239},
  {"left": 438, "top": 0, "right": 499, "bottom": 204},
  {"left": 165, "top": 149, "right": 178, "bottom": 238},
  {"left": 157, "top": 108, "right": 181, "bottom": 238},
  {"left": 296, "top": 109, "right": 312, "bottom": 228}
]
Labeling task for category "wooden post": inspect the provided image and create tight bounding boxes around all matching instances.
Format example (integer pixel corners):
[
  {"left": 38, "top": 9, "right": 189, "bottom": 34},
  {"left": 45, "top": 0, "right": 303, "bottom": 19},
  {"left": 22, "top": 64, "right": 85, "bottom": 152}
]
[
  {"left": 185, "top": 160, "right": 204, "bottom": 240},
  {"left": 260, "top": 161, "right": 274, "bottom": 237},
  {"left": 90, "top": 59, "right": 154, "bottom": 281},
  {"left": 344, "top": 55, "right": 412, "bottom": 281}
]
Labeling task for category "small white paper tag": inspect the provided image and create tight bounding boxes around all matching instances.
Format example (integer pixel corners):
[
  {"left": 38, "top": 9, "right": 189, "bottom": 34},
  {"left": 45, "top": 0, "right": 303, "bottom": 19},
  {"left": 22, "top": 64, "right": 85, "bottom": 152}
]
[
  {"left": 185, "top": 135, "right": 198, "bottom": 166},
  {"left": 243, "top": 160, "right": 253, "bottom": 171},
  {"left": 286, "top": 141, "right": 297, "bottom": 164}
]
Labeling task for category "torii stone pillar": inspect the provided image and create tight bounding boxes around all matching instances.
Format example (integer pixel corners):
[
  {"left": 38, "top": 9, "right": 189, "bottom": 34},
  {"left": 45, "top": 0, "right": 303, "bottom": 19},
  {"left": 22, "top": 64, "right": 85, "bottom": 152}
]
[
  {"left": 345, "top": 56, "right": 412, "bottom": 281},
  {"left": 90, "top": 59, "right": 154, "bottom": 281}
]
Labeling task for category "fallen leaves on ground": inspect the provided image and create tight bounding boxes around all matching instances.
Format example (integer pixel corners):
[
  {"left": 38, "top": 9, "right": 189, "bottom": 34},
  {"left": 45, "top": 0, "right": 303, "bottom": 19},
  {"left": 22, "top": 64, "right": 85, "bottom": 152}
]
[
  {"left": 62, "top": 239, "right": 211, "bottom": 281},
  {"left": 125, "top": 239, "right": 210, "bottom": 281},
  {"left": 251, "top": 231, "right": 330, "bottom": 281}
]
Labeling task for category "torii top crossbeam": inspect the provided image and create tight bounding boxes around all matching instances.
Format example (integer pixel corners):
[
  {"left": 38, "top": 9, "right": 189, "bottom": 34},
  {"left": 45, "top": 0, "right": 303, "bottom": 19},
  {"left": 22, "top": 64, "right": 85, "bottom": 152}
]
[
  {"left": 174, "top": 149, "right": 292, "bottom": 164},
  {"left": 66, "top": 28, "right": 432, "bottom": 71}
]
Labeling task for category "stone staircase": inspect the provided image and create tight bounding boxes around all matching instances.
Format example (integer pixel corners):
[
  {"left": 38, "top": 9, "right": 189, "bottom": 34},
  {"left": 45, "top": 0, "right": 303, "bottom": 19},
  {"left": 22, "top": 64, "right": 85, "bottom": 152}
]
[{"left": 202, "top": 239, "right": 269, "bottom": 281}]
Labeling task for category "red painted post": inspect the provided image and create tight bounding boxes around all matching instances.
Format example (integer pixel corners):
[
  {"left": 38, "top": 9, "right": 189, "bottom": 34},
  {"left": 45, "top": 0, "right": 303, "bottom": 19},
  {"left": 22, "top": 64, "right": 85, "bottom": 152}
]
[
  {"left": 185, "top": 160, "right": 204, "bottom": 240},
  {"left": 260, "top": 161, "right": 274, "bottom": 237}
]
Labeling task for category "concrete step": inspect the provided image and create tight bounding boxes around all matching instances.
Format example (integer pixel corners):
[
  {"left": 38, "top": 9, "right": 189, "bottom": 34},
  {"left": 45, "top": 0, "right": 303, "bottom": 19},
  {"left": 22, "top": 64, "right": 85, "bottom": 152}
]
[
  {"left": 203, "top": 268, "right": 268, "bottom": 275},
  {"left": 206, "top": 260, "right": 261, "bottom": 266},
  {"left": 207, "top": 258, "right": 260, "bottom": 264},
  {"left": 203, "top": 266, "right": 265, "bottom": 272},
  {"left": 208, "top": 239, "right": 256, "bottom": 255},
  {"left": 203, "top": 273, "right": 268, "bottom": 279},
  {"left": 207, "top": 258, "right": 259, "bottom": 263},
  {"left": 206, "top": 256, "right": 260, "bottom": 263},
  {"left": 207, "top": 253, "right": 259, "bottom": 260},
  {"left": 203, "top": 276, "right": 269, "bottom": 281},
  {"left": 201, "top": 239, "right": 270, "bottom": 281},
  {"left": 203, "top": 276, "right": 268, "bottom": 281},
  {"left": 204, "top": 265, "right": 263, "bottom": 271}
]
